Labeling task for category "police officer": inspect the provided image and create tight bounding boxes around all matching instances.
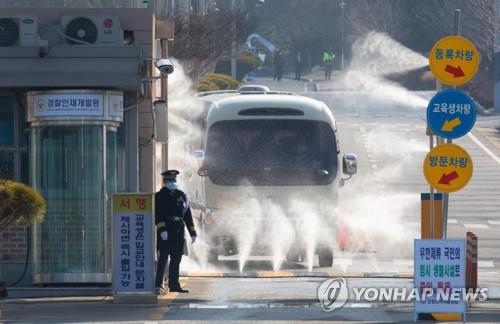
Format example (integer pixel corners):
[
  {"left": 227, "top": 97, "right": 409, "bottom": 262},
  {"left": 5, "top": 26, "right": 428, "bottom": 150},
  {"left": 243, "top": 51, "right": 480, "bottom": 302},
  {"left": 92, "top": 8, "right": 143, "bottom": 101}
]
[
  {"left": 155, "top": 170, "right": 197, "bottom": 294},
  {"left": 323, "top": 49, "right": 335, "bottom": 80}
]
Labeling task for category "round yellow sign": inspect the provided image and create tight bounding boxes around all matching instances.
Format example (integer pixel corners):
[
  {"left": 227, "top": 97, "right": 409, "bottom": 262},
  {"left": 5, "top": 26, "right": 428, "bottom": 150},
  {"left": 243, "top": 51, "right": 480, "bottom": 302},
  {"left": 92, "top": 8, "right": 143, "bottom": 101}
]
[
  {"left": 423, "top": 143, "right": 473, "bottom": 193},
  {"left": 429, "top": 36, "right": 479, "bottom": 86}
]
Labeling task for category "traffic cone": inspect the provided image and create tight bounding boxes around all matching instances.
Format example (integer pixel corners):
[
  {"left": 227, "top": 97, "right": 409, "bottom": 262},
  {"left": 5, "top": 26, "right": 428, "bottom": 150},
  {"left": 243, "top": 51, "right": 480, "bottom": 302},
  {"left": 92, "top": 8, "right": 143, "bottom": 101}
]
[
  {"left": 337, "top": 210, "right": 376, "bottom": 253},
  {"left": 338, "top": 218, "right": 348, "bottom": 250}
]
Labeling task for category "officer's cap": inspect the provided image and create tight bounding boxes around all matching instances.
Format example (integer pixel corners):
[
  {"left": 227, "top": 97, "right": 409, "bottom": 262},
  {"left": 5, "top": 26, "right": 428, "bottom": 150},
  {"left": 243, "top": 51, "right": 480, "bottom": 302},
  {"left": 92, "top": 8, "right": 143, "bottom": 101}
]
[{"left": 162, "top": 170, "right": 179, "bottom": 180}]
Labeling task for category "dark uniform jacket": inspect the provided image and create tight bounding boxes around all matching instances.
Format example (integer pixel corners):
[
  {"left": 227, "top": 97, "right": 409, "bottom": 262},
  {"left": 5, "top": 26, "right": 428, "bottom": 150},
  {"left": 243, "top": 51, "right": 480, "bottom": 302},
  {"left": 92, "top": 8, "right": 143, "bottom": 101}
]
[{"left": 155, "top": 187, "right": 197, "bottom": 254}]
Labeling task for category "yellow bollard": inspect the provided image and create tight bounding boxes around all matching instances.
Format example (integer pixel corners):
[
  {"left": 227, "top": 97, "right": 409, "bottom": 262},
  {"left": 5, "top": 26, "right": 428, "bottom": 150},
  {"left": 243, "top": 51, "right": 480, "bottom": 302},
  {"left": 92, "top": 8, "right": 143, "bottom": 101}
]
[{"left": 421, "top": 193, "right": 443, "bottom": 239}]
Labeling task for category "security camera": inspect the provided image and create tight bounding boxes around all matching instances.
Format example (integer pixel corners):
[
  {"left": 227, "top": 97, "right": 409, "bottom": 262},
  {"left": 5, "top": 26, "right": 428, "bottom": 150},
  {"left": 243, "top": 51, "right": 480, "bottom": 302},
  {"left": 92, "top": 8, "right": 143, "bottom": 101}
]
[{"left": 154, "top": 58, "right": 174, "bottom": 75}]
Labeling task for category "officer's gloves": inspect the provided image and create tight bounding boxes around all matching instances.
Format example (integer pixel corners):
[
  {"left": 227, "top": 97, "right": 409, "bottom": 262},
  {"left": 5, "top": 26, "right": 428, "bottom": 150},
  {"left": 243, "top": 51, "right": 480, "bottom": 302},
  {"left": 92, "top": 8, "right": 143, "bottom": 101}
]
[{"left": 160, "top": 231, "right": 196, "bottom": 243}]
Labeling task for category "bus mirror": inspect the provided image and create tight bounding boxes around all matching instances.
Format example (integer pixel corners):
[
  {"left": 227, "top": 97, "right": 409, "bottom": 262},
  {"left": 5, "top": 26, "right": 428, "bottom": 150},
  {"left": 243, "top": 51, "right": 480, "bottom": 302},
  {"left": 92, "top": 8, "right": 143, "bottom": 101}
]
[
  {"left": 342, "top": 153, "right": 357, "bottom": 175},
  {"left": 193, "top": 149, "right": 205, "bottom": 161},
  {"left": 193, "top": 150, "right": 207, "bottom": 176}
]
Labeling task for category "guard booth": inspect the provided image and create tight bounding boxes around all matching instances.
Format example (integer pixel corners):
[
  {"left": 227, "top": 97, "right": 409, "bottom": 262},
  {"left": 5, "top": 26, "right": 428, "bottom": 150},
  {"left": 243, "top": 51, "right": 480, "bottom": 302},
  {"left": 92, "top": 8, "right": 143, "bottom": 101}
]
[{"left": 27, "top": 90, "right": 122, "bottom": 283}]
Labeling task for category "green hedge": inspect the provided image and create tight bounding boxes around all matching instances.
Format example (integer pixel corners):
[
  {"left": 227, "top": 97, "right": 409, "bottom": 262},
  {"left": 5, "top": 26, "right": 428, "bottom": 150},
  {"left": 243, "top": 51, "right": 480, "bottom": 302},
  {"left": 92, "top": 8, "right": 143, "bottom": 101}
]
[
  {"left": 214, "top": 51, "right": 262, "bottom": 81},
  {"left": 197, "top": 73, "right": 240, "bottom": 92}
]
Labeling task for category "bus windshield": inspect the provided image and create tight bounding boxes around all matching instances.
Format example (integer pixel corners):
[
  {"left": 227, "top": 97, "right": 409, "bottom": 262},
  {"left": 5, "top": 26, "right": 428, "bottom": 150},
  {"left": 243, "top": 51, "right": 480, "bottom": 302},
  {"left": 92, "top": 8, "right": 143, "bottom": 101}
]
[{"left": 205, "top": 119, "right": 338, "bottom": 186}]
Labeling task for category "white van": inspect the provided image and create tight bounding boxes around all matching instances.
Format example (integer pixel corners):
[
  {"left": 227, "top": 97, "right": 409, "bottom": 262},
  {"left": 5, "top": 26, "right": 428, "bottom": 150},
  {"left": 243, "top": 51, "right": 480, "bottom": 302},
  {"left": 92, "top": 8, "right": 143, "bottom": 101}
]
[{"left": 188, "top": 89, "right": 357, "bottom": 267}]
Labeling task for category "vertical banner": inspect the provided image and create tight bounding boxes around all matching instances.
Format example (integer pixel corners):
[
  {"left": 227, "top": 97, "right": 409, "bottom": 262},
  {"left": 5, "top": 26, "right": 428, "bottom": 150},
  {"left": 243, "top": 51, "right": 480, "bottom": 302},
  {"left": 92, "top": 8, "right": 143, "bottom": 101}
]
[
  {"left": 112, "top": 193, "right": 155, "bottom": 294},
  {"left": 414, "top": 239, "right": 466, "bottom": 320}
]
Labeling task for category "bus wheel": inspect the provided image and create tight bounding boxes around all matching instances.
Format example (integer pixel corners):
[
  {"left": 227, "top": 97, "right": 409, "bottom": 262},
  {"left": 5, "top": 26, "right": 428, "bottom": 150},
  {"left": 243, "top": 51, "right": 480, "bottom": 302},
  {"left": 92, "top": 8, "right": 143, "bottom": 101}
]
[
  {"left": 286, "top": 246, "right": 300, "bottom": 262},
  {"left": 207, "top": 248, "right": 218, "bottom": 263},
  {"left": 318, "top": 246, "right": 333, "bottom": 267}
]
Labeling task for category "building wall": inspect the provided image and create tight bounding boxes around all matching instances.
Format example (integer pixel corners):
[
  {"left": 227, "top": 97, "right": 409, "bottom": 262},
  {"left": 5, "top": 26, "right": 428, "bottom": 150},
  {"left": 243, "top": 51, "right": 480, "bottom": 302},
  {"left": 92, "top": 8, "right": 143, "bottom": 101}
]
[
  {"left": 494, "top": 1, "right": 500, "bottom": 112},
  {"left": 0, "top": 6, "right": 162, "bottom": 285}
]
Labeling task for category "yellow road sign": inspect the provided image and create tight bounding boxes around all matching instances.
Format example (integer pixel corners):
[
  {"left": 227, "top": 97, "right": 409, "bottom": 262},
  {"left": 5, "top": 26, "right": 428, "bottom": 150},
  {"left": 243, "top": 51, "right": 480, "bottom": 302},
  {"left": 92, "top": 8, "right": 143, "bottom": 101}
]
[
  {"left": 429, "top": 36, "right": 479, "bottom": 86},
  {"left": 423, "top": 143, "right": 473, "bottom": 193}
]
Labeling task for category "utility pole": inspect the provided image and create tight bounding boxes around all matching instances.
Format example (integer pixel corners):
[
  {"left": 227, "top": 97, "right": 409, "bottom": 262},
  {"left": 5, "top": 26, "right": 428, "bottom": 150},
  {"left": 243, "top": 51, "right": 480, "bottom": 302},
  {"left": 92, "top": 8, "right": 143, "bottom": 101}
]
[
  {"left": 340, "top": 1, "right": 346, "bottom": 71},
  {"left": 231, "top": 0, "right": 237, "bottom": 80}
]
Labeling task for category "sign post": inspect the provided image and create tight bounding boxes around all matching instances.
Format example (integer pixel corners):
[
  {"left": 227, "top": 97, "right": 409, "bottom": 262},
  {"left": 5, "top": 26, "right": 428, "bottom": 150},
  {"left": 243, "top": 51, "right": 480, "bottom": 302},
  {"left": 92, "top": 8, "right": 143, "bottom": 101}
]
[
  {"left": 425, "top": 34, "right": 478, "bottom": 238},
  {"left": 112, "top": 193, "right": 156, "bottom": 304},
  {"left": 419, "top": 30, "right": 478, "bottom": 320}
]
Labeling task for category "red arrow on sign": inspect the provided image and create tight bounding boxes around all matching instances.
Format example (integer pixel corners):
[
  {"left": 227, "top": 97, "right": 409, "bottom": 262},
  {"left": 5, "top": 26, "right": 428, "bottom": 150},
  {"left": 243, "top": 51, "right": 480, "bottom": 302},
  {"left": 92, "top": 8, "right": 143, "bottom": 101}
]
[
  {"left": 438, "top": 171, "right": 459, "bottom": 185},
  {"left": 444, "top": 64, "right": 465, "bottom": 78}
]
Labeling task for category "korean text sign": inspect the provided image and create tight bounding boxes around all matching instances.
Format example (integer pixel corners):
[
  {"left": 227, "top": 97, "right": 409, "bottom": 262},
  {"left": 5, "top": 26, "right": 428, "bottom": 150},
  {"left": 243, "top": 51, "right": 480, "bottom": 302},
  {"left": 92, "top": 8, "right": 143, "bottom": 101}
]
[
  {"left": 414, "top": 239, "right": 466, "bottom": 315},
  {"left": 112, "top": 194, "right": 154, "bottom": 293}
]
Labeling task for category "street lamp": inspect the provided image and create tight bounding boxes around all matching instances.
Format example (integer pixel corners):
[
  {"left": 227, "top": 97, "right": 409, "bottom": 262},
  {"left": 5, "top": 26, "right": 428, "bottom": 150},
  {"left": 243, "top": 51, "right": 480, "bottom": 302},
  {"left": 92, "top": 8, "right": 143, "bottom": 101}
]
[{"left": 340, "top": 1, "right": 346, "bottom": 71}]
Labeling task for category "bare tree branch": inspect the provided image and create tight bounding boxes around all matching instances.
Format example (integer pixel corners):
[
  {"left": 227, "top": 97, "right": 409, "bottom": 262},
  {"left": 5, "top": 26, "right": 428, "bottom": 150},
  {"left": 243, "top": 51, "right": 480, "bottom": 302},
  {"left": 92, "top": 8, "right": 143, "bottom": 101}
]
[{"left": 169, "top": 8, "right": 256, "bottom": 77}]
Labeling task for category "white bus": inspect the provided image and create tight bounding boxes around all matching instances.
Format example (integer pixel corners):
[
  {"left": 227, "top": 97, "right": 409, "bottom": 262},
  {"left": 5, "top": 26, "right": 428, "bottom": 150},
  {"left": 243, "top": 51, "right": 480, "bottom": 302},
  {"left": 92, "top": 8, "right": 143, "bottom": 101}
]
[{"left": 187, "top": 88, "right": 357, "bottom": 267}]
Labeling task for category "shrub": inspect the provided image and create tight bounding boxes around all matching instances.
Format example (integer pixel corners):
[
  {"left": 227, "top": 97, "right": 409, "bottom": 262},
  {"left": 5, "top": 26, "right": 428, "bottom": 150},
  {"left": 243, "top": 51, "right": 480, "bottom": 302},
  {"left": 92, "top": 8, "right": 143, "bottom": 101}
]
[
  {"left": 197, "top": 73, "right": 239, "bottom": 92},
  {"left": 196, "top": 78, "right": 219, "bottom": 92},
  {"left": 214, "top": 51, "right": 262, "bottom": 81},
  {"left": 0, "top": 180, "right": 46, "bottom": 231}
]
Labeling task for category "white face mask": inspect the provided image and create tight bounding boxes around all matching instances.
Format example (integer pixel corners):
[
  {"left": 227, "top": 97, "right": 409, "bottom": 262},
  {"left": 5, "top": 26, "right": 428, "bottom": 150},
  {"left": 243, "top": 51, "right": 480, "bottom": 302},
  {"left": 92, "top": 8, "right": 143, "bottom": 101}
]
[{"left": 166, "top": 182, "right": 177, "bottom": 190}]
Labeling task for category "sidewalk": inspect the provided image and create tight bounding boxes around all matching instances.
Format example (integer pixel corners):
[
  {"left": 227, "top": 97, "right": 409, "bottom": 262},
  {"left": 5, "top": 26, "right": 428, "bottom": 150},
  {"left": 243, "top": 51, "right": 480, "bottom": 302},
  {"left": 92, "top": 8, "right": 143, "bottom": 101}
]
[{"left": 245, "top": 69, "right": 342, "bottom": 93}]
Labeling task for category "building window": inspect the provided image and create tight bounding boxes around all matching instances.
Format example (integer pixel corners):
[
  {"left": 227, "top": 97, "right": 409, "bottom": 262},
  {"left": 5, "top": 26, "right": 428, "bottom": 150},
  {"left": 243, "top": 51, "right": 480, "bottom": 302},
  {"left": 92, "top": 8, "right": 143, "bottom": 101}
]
[
  {"left": 0, "top": 95, "right": 28, "bottom": 183},
  {"left": 0, "top": 96, "right": 14, "bottom": 147}
]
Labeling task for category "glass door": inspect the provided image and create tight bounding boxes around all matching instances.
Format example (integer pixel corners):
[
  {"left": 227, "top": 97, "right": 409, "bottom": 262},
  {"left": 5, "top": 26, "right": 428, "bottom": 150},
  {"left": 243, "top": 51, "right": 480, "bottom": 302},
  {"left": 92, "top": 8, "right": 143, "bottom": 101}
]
[{"left": 30, "top": 125, "right": 116, "bottom": 282}]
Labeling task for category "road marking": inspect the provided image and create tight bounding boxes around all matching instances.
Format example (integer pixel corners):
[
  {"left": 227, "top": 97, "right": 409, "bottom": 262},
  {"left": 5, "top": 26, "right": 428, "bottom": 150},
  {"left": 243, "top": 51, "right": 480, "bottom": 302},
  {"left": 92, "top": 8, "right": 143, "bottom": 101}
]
[
  {"left": 467, "top": 132, "right": 500, "bottom": 165},
  {"left": 393, "top": 259, "right": 413, "bottom": 267},
  {"left": 478, "top": 261, "right": 495, "bottom": 268},
  {"left": 463, "top": 223, "right": 490, "bottom": 229},
  {"left": 149, "top": 282, "right": 189, "bottom": 320},
  {"left": 447, "top": 218, "right": 458, "bottom": 224},
  {"left": 189, "top": 304, "right": 229, "bottom": 309},
  {"left": 188, "top": 272, "right": 224, "bottom": 277},
  {"left": 333, "top": 258, "right": 353, "bottom": 266},
  {"left": 488, "top": 220, "right": 500, "bottom": 226},
  {"left": 349, "top": 303, "right": 376, "bottom": 308},
  {"left": 258, "top": 271, "right": 294, "bottom": 277}
]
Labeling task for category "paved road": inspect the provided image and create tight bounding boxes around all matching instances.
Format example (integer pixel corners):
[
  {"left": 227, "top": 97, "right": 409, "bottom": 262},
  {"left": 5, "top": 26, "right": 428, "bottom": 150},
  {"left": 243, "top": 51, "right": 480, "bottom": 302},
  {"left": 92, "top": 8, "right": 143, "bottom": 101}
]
[
  {"left": 3, "top": 277, "right": 500, "bottom": 323},
  {"left": 179, "top": 75, "right": 500, "bottom": 289}
]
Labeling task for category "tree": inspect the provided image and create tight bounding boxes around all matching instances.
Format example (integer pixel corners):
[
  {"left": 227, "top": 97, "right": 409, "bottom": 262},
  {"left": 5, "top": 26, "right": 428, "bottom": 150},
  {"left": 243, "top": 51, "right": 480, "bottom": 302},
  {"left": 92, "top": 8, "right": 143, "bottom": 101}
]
[
  {"left": 253, "top": 0, "right": 495, "bottom": 105},
  {"left": 169, "top": 8, "right": 257, "bottom": 78},
  {"left": 0, "top": 180, "right": 46, "bottom": 231}
]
